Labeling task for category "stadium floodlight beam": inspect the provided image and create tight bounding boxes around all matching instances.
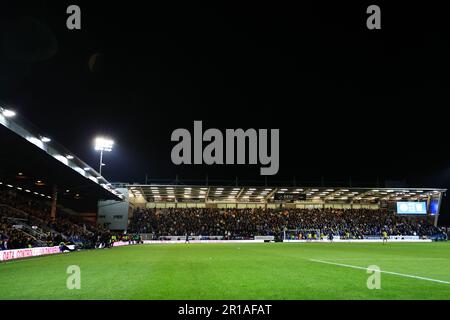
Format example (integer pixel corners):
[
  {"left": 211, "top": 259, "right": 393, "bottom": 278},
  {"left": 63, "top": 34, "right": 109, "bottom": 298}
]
[{"left": 94, "top": 137, "right": 114, "bottom": 176}]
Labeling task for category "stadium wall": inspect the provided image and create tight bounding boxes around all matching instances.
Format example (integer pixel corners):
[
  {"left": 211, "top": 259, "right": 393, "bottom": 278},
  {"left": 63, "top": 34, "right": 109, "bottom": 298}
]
[{"left": 97, "top": 188, "right": 130, "bottom": 230}]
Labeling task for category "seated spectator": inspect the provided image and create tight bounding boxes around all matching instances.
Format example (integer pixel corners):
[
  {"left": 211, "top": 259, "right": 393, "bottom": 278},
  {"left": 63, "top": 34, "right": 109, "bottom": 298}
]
[{"left": 128, "top": 207, "right": 443, "bottom": 240}]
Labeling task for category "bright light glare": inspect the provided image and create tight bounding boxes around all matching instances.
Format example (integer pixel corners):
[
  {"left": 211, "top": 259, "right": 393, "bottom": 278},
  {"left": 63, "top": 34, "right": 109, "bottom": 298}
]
[
  {"left": 26, "top": 136, "right": 45, "bottom": 149},
  {"left": 41, "top": 137, "right": 51, "bottom": 143},
  {"left": 2, "top": 109, "right": 16, "bottom": 117},
  {"left": 95, "top": 137, "right": 114, "bottom": 151}
]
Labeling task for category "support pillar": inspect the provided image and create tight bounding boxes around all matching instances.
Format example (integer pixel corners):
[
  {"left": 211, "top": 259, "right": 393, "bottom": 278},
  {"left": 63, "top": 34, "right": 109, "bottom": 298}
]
[
  {"left": 50, "top": 185, "right": 58, "bottom": 221},
  {"left": 434, "top": 193, "right": 443, "bottom": 227}
]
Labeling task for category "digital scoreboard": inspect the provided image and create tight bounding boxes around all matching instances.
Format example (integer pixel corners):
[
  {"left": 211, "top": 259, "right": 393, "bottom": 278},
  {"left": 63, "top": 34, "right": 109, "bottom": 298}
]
[
  {"left": 274, "top": 193, "right": 306, "bottom": 202},
  {"left": 396, "top": 201, "right": 427, "bottom": 215}
]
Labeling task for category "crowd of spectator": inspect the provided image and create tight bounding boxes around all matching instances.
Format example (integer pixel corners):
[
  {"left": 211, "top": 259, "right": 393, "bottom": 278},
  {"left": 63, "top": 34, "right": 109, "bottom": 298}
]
[
  {"left": 0, "top": 189, "right": 108, "bottom": 250},
  {"left": 129, "top": 207, "right": 445, "bottom": 240},
  {"left": 2, "top": 186, "right": 447, "bottom": 250},
  {"left": 0, "top": 214, "right": 38, "bottom": 249},
  {"left": 0, "top": 188, "right": 147, "bottom": 250}
]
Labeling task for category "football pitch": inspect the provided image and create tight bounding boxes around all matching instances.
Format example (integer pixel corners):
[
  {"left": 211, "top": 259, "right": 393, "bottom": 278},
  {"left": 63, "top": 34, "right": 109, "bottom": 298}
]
[{"left": 1, "top": 242, "right": 450, "bottom": 300}]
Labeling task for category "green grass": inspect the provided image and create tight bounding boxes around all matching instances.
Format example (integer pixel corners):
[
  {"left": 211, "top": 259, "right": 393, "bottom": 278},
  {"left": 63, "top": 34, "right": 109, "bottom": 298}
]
[{"left": 1, "top": 242, "right": 450, "bottom": 300}]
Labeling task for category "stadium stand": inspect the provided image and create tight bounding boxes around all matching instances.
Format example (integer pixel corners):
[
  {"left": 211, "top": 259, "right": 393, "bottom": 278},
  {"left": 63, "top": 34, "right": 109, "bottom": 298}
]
[
  {"left": 0, "top": 109, "right": 123, "bottom": 252},
  {"left": 128, "top": 207, "right": 447, "bottom": 240},
  {"left": 1, "top": 112, "right": 448, "bottom": 252},
  {"left": 0, "top": 188, "right": 109, "bottom": 250},
  {"left": 3, "top": 182, "right": 446, "bottom": 251}
]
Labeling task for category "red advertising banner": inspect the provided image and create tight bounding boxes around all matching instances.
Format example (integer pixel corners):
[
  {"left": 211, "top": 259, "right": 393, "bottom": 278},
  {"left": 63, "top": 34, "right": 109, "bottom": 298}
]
[{"left": 0, "top": 246, "right": 61, "bottom": 261}]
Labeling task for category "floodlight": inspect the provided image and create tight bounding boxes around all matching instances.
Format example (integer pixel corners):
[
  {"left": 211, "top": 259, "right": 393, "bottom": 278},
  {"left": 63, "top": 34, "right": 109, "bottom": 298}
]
[
  {"left": 95, "top": 137, "right": 114, "bottom": 152},
  {"left": 2, "top": 109, "right": 16, "bottom": 117},
  {"left": 94, "top": 137, "right": 114, "bottom": 176}
]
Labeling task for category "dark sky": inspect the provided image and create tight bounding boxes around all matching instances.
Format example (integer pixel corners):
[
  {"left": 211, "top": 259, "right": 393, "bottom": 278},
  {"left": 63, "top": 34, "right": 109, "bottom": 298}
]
[{"left": 1, "top": 1, "right": 449, "bottom": 189}]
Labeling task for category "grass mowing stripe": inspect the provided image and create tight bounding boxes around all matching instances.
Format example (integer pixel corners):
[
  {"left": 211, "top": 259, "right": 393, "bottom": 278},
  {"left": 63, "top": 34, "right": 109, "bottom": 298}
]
[{"left": 309, "top": 258, "right": 450, "bottom": 285}]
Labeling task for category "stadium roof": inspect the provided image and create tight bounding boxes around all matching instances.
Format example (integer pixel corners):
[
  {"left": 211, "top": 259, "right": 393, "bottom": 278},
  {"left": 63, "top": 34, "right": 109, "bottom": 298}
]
[
  {"left": 126, "top": 184, "right": 446, "bottom": 203},
  {"left": 0, "top": 108, "right": 123, "bottom": 201}
]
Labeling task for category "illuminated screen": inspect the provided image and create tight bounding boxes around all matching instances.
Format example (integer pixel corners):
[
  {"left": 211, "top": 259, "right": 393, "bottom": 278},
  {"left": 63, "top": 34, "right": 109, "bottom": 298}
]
[
  {"left": 429, "top": 200, "right": 439, "bottom": 215},
  {"left": 396, "top": 202, "right": 427, "bottom": 215}
]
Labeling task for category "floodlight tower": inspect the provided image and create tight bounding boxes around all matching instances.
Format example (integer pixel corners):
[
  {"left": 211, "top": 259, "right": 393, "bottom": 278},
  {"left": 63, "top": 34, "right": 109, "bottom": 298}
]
[{"left": 94, "top": 137, "right": 114, "bottom": 176}]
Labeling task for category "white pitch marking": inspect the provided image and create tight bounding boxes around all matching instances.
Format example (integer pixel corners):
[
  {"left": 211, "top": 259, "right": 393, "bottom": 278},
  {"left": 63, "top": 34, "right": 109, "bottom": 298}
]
[{"left": 309, "top": 259, "right": 450, "bottom": 285}]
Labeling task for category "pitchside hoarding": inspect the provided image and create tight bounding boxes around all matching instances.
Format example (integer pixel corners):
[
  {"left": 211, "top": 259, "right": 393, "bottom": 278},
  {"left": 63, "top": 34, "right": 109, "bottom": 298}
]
[{"left": 0, "top": 246, "right": 61, "bottom": 261}]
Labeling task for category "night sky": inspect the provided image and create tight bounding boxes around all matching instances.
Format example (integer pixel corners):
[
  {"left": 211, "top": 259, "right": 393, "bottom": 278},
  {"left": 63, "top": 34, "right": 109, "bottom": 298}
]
[{"left": 1, "top": 2, "right": 449, "bottom": 196}]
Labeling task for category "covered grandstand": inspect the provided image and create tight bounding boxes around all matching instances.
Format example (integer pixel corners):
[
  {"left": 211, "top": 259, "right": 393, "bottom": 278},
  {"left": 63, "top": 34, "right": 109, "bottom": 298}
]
[
  {"left": 123, "top": 184, "right": 445, "bottom": 227},
  {"left": 1, "top": 107, "right": 123, "bottom": 216},
  {"left": 1, "top": 108, "right": 128, "bottom": 254}
]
